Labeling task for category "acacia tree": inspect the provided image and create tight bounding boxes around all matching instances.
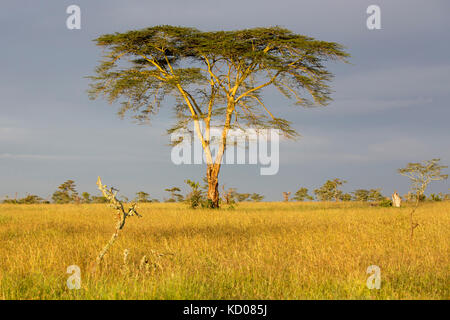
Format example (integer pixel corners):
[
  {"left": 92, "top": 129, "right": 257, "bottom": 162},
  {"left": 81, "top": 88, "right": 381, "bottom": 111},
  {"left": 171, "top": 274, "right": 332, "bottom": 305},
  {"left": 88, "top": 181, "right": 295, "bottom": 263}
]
[
  {"left": 164, "top": 187, "right": 184, "bottom": 202},
  {"left": 89, "top": 26, "right": 349, "bottom": 208},
  {"left": 398, "top": 158, "right": 448, "bottom": 240},
  {"left": 293, "top": 187, "right": 313, "bottom": 201},
  {"left": 368, "top": 188, "right": 384, "bottom": 202},
  {"left": 314, "top": 178, "right": 347, "bottom": 202},
  {"left": 221, "top": 185, "right": 237, "bottom": 205},
  {"left": 352, "top": 188, "right": 384, "bottom": 202},
  {"left": 52, "top": 180, "right": 79, "bottom": 204},
  {"left": 352, "top": 189, "right": 370, "bottom": 202},
  {"left": 135, "top": 191, "right": 151, "bottom": 203},
  {"left": 250, "top": 193, "right": 264, "bottom": 202}
]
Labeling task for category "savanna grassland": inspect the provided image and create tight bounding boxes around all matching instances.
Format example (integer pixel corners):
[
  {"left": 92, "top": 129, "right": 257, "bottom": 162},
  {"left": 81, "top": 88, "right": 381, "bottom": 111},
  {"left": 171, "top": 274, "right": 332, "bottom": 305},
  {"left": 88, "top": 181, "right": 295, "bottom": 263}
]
[{"left": 0, "top": 201, "right": 448, "bottom": 300}]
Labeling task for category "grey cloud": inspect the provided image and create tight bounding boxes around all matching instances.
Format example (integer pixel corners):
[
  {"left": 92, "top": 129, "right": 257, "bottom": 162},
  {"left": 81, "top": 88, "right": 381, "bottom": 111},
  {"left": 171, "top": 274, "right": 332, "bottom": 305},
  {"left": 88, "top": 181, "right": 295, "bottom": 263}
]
[{"left": 333, "top": 64, "right": 450, "bottom": 100}]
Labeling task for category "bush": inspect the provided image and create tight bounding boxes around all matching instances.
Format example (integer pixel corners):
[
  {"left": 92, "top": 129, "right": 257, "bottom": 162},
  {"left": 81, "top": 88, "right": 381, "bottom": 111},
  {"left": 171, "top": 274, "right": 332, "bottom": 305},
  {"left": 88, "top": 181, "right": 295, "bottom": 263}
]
[
  {"left": 379, "top": 198, "right": 392, "bottom": 207},
  {"left": 3, "top": 195, "right": 43, "bottom": 204},
  {"left": 184, "top": 180, "right": 206, "bottom": 209},
  {"left": 430, "top": 194, "right": 442, "bottom": 202}
]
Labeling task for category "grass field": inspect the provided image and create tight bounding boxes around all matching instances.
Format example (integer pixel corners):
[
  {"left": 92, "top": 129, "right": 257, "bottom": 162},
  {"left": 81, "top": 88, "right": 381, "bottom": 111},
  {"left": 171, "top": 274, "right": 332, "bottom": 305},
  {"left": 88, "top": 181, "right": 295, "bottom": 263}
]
[{"left": 0, "top": 201, "right": 448, "bottom": 299}]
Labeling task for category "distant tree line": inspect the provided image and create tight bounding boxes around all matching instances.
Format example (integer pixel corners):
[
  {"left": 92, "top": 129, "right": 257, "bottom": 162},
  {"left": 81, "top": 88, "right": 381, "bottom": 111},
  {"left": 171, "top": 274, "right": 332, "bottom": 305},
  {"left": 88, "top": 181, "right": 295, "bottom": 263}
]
[
  {"left": 2, "top": 194, "right": 48, "bottom": 204},
  {"left": 1, "top": 178, "right": 264, "bottom": 206},
  {"left": 286, "top": 177, "right": 448, "bottom": 205},
  {"left": 2, "top": 175, "right": 448, "bottom": 206}
]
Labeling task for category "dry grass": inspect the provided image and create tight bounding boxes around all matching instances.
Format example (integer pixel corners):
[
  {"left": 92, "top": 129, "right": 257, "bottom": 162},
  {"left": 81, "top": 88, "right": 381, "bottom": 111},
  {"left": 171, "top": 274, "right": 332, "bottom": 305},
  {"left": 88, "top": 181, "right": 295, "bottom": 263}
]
[{"left": 0, "top": 201, "right": 449, "bottom": 299}]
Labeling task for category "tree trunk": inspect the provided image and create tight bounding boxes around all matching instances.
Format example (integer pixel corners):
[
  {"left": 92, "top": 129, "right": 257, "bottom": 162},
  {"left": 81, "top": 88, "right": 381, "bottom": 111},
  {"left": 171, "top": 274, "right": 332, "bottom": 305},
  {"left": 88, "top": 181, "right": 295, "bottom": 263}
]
[
  {"left": 207, "top": 164, "right": 220, "bottom": 208},
  {"left": 205, "top": 98, "right": 234, "bottom": 209}
]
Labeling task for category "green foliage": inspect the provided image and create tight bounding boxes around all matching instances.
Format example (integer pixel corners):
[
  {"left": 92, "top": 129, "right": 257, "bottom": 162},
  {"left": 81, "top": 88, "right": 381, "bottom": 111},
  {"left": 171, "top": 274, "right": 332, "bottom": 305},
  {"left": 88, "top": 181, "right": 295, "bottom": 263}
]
[
  {"left": 2, "top": 199, "right": 17, "bottom": 204},
  {"left": 352, "top": 189, "right": 370, "bottom": 202},
  {"left": 89, "top": 26, "right": 349, "bottom": 131},
  {"left": 250, "top": 193, "right": 264, "bottom": 202},
  {"left": 314, "top": 179, "right": 347, "bottom": 201},
  {"left": 292, "top": 187, "right": 313, "bottom": 201},
  {"left": 91, "top": 195, "right": 109, "bottom": 203},
  {"left": 368, "top": 189, "right": 385, "bottom": 202},
  {"left": 398, "top": 159, "right": 448, "bottom": 240},
  {"left": 21, "top": 195, "right": 44, "bottom": 204},
  {"left": 340, "top": 193, "right": 352, "bottom": 201},
  {"left": 220, "top": 188, "right": 263, "bottom": 204},
  {"left": 398, "top": 158, "right": 448, "bottom": 202},
  {"left": 379, "top": 198, "right": 393, "bottom": 207},
  {"left": 430, "top": 194, "right": 442, "bottom": 202},
  {"left": 52, "top": 180, "right": 79, "bottom": 204},
  {"left": 408, "top": 193, "right": 427, "bottom": 202},
  {"left": 353, "top": 188, "right": 384, "bottom": 202},
  {"left": 236, "top": 193, "right": 251, "bottom": 202},
  {"left": 135, "top": 191, "right": 152, "bottom": 203},
  {"left": 184, "top": 180, "right": 205, "bottom": 209},
  {"left": 81, "top": 192, "right": 92, "bottom": 204},
  {"left": 3, "top": 194, "right": 44, "bottom": 204},
  {"left": 164, "top": 187, "right": 184, "bottom": 202}
]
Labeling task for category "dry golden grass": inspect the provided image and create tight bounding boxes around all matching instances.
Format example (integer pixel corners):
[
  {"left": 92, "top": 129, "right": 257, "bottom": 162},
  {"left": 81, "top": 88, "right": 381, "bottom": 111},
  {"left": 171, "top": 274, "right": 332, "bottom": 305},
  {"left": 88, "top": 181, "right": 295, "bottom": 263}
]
[{"left": 0, "top": 201, "right": 449, "bottom": 299}]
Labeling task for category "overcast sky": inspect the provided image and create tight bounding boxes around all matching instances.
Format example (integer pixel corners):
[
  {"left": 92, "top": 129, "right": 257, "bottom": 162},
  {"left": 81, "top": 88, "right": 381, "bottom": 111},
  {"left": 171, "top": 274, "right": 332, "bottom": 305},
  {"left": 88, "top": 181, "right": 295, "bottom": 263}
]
[{"left": 1, "top": 0, "right": 449, "bottom": 201}]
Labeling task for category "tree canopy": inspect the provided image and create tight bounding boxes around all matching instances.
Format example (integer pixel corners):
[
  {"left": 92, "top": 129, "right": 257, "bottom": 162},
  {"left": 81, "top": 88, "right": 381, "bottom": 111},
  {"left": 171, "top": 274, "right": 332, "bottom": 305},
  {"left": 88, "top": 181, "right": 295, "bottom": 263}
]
[
  {"left": 314, "top": 178, "right": 347, "bottom": 202},
  {"left": 398, "top": 159, "right": 448, "bottom": 199},
  {"left": 90, "top": 26, "right": 348, "bottom": 132}
]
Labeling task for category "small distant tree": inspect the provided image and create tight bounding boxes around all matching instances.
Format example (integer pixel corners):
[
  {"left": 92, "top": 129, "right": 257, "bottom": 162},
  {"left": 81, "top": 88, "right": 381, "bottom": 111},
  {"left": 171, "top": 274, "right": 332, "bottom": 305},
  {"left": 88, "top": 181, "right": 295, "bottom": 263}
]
[
  {"left": 352, "top": 189, "right": 370, "bottom": 202},
  {"left": 293, "top": 187, "right": 313, "bottom": 201},
  {"left": 185, "top": 180, "right": 205, "bottom": 208},
  {"left": 398, "top": 158, "right": 448, "bottom": 240},
  {"left": 282, "top": 192, "right": 291, "bottom": 202},
  {"left": 352, "top": 188, "right": 384, "bottom": 202},
  {"left": 408, "top": 193, "right": 427, "bottom": 202},
  {"left": 3, "top": 196, "right": 18, "bottom": 204},
  {"left": 2, "top": 199, "right": 16, "bottom": 204},
  {"left": 91, "top": 195, "right": 109, "bottom": 203},
  {"left": 379, "top": 198, "right": 393, "bottom": 207},
  {"left": 52, "top": 180, "right": 79, "bottom": 204},
  {"left": 221, "top": 186, "right": 237, "bottom": 205},
  {"left": 164, "top": 187, "right": 184, "bottom": 202},
  {"left": 314, "top": 178, "right": 346, "bottom": 202},
  {"left": 368, "top": 188, "right": 384, "bottom": 202},
  {"left": 429, "top": 193, "right": 442, "bottom": 202},
  {"left": 340, "top": 193, "right": 352, "bottom": 201},
  {"left": 17, "top": 194, "right": 43, "bottom": 204},
  {"left": 237, "top": 193, "right": 251, "bottom": 202},
  {"left": 399, "top": 159, "right": 448, "bottom": 201},
  {"left": 81, "top": 192, "right": 92, "bottom": 203},
  {"left": 135, "top": 191, "right": 152, "bottom": 203},
  {"left": 250, "top": 193, "right": 264, "bottom": 202}
]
